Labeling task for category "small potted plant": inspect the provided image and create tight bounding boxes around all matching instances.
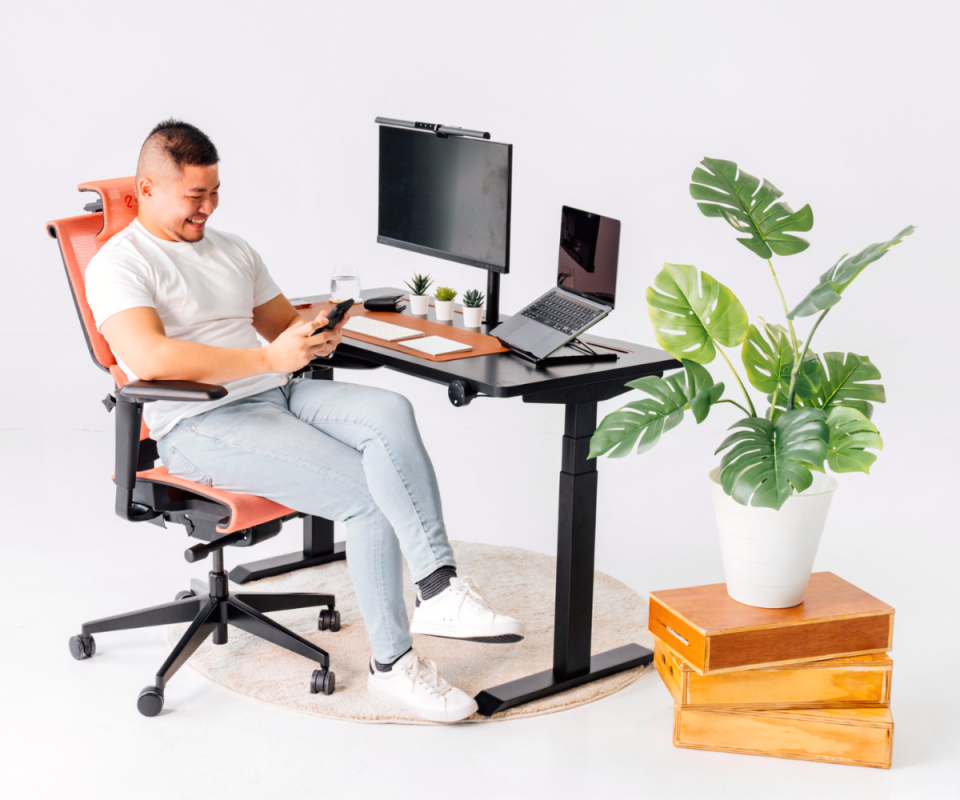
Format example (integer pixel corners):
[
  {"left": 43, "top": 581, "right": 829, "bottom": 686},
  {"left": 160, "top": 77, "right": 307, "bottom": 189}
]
[
  {"left": 590, "top": 156, "right": 914, "bottom": 609},
  {"left": 404, "top": 273, "right": 434, "bottom": 315},
  {"left": 461, "top": 288, "right": 485, "bottom": 327},
  {"left": 434, "top": 286, "right": 457, "bottom": 321}
]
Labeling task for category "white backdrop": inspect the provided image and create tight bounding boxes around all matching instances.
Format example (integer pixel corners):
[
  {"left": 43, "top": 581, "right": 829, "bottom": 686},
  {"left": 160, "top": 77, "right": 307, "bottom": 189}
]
[{"left": 2, "top": 2, "right": 957, "bottom": 797}]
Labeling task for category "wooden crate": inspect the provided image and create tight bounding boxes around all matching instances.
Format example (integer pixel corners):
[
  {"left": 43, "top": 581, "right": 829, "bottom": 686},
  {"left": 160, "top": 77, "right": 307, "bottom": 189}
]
[
  {"left": 653, "top": 636, "right": 892, "bottom": 710},
  {"left": 673, "top": 705, "right": 894, "bottom": 768},
  {"left": 649, "top": 572, "right": 894, "bottom": 675}
]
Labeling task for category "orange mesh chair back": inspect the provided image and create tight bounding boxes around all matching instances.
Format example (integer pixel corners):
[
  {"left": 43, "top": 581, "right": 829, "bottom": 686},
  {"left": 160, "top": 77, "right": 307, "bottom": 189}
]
[{"left": 47, "top": 177, "right": 140, "bottom": 390}]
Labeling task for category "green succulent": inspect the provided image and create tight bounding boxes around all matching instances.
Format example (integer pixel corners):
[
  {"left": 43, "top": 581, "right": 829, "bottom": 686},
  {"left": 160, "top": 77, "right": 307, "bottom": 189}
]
[
  {"left": 590, "top": 156, "right": 913, "bottom": 510},
  {"left": 404, "top": 273, "right": 434, "bottom": 296},
  {"left": 462, "top": 289, "right": 485, "bottom": 308},
  {"left": 434, "top": 286, "right": 457, "bottom": 302}
]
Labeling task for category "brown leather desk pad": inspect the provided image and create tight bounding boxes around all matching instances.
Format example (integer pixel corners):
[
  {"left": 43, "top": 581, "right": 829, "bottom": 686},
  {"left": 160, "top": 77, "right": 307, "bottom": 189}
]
[{"left": 298, "top": 299, "right": 510, "bottom": 362}]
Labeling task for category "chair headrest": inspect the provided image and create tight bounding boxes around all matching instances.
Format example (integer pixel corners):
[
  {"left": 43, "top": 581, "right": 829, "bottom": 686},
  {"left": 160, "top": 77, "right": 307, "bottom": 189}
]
[
  {"left": 78, "top": 177, "right": 138, "bottom": 242},
  {"left": 48, "top": 176, "right": 151, "bottom": 439}
]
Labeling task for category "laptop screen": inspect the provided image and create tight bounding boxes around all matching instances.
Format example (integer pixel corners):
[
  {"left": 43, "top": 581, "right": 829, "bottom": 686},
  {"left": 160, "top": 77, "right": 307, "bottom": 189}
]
[{"left": 556, "top": 206, "right": 620, "bottom": 308}]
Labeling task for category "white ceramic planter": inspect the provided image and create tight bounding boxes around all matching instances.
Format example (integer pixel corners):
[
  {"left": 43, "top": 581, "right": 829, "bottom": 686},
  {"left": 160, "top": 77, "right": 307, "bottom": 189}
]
[
  {"left": 462, "top": 305, "right": 483, "bottom": 327},
  {"left": 435, "top": 299, "right": 455, "bottom": 321},
  {"left": 710, "top": 467, "right": 838, "bottom": 608},
  {"left": 409, "top": 294, "right": 430, "bottom": 315}
]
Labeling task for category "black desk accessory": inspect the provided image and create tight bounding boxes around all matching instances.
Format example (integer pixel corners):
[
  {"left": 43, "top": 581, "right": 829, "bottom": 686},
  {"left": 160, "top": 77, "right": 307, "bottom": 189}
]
[
  {"left": 235, "top": 288, "right": 679, "bottom": 715},
  {"left": 363, "top": 294, "right": 406, "bottom": 313}
]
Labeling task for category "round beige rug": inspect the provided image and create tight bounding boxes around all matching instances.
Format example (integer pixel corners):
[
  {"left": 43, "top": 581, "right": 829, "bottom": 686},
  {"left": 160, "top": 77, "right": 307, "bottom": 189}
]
[{"left": 168, "top": 540, "right": 653, "bottom": 724}]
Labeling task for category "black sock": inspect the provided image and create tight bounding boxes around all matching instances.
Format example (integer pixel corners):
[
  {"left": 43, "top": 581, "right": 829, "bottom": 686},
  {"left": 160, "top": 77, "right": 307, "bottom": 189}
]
[
  {"left": 417, "top": 565, "right": 457, "bottom": 603},
  {"left": 374, "top": 646, "right": 412, "bottom": 673}
]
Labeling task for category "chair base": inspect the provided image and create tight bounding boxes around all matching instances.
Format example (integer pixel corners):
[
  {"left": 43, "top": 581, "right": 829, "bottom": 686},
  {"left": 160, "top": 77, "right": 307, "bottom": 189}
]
[{"left": 71, "top": 560, "right": 339, "bottom": 715}]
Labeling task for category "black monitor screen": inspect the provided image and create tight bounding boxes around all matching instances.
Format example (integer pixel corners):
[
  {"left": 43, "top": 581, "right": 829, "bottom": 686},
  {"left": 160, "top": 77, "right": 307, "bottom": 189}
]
[
  {"left": 556, "top": 206, "right": 620, "bottom": 308},
  {"left": 378, "top": 125, "right": 512, "bottom": 273}
]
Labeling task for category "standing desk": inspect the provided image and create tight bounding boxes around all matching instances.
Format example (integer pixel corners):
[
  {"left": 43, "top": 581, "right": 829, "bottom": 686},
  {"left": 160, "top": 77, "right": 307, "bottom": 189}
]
[{"left": 232, "top": 287, "right": 679, "bottom": 716}]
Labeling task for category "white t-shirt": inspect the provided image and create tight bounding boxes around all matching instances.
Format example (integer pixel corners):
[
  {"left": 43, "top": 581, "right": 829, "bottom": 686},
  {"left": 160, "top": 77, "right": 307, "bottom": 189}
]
[{"left": 85, "top": 218, "right": 289, "bottom": 440}]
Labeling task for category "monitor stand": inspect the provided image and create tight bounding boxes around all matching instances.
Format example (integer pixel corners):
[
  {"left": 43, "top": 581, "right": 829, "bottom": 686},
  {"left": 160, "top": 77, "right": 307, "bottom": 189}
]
[{"left": 485, "top": 271, "right": 502, "bottom": 326}]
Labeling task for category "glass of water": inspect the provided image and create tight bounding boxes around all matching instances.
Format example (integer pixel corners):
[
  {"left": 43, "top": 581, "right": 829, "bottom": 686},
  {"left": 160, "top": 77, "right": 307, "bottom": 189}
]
[{"left": 330, "top": 267, "right": 362, "bottom": 303}]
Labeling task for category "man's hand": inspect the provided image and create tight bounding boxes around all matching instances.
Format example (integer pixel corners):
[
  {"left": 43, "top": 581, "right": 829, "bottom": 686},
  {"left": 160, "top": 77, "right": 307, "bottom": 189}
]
[{"left": 265, "top": 311, "right": 345, "bottom": 373}]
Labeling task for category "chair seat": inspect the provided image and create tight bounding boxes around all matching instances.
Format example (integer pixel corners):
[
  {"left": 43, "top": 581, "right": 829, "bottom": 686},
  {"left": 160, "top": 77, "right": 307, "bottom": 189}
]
[{"left": 134, "top": 467, "right": 295, "bottom": 533}]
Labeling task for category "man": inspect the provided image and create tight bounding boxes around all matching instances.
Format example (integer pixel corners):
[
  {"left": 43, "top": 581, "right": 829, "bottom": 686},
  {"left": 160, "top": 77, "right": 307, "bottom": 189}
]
[{"left": 85, "top": 119, "right": 524, "bottom": 723}]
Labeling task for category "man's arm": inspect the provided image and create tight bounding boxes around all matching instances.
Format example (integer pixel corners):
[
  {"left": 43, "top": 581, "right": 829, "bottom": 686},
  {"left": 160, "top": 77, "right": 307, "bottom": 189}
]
[
  {"left": 100, "top": 304, "right": 341, "bottom": 384},
  {"left": 252, "top": 293, "right": 310, "bottom": 343}
]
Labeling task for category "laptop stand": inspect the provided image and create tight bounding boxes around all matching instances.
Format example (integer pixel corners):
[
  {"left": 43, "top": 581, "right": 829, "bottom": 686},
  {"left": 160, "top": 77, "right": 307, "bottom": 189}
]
[{"left": 507, "top": 338, "right": 619, "bottom": 368}]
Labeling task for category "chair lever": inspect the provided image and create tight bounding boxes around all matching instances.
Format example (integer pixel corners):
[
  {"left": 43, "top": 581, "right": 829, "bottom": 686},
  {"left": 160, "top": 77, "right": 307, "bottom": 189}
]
[
  {"left": 102, "top": 393, "right": 117, "bottom": 413},
  {"left": 184, "top": 531, "right": 247, "bottom": 563}
]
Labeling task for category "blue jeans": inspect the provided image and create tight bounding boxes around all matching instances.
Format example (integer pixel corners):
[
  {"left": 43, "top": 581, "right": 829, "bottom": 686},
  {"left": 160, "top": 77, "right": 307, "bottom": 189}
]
[{"left": 156, "top": 375, "right": 456, "bottom": 663}]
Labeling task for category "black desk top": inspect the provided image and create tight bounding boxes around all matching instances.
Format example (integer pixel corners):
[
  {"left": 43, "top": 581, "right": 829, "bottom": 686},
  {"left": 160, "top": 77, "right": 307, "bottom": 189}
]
[{"left": 294, "top": 288, "right": 679, "bottom": 405}]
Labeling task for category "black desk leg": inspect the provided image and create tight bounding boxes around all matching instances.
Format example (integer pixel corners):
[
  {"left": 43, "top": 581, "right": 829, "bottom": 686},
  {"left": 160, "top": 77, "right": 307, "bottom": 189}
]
[
  {"left": 229, "top": 368, "right": 347, "bottom": 585},
  {"left": 474, "top": 401, "right": 653, "bottom": 716}
]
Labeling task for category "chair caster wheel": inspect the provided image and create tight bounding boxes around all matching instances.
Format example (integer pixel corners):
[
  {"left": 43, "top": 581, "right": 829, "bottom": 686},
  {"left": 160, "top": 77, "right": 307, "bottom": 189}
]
[
  {"left": 318, "top": 609, "right": 341, "bottom": 632},
  {"left": 310, "top": 669, "right": 336, "bottom": 696},
  {"left": 137, "top": 686, "right": 164, "bottom": 717},
  {"left": 69, "top": 634, "right": 96, "bottom": 660},
  {"left": 175, "top": 590, "right": 196, "bottom": 602}
]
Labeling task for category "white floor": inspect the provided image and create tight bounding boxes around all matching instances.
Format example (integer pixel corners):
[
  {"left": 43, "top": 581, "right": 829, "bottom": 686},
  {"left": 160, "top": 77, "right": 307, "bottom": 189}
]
[{"left": 3, "top": 352, "right": 959, "bottom": 799}]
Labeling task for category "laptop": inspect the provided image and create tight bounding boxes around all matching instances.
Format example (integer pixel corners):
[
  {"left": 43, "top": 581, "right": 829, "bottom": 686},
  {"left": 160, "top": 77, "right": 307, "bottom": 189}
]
[{"left": 490, "top": 205, "right": 620, "bottom": 361}]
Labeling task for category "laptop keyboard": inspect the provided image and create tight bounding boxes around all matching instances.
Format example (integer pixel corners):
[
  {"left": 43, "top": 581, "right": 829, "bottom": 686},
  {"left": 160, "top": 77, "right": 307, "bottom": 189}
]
[{"left": 521, "top": 292, "right": 604, "bottom": 335}]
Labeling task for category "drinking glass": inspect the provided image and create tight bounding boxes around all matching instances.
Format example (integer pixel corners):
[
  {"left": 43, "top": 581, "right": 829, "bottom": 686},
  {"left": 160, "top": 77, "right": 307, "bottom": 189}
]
[{"left": 330, "top": 266, "right": 362, "bottom": 303}]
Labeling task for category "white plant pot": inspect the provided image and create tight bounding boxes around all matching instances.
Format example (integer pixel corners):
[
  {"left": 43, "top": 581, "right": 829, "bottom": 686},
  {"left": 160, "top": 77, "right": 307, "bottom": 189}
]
[
  {"left": 462, "top": 305, "right": 483, "bottom": 327},
  {"left": 435, "top": 299, "right": 455, "bottom": 321},
  {"left": 409, "top": 294, "right": 430, "bottom": 315},
  {"left": 709, "top": 467, "right": 838, "bottom": 609}
]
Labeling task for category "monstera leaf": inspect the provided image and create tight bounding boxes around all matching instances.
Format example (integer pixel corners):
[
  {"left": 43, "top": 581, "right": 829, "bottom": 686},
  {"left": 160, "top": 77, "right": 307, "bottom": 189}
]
[
  {"left": 690, "top": 158, "right": 814, "bottom": 259},
  {"left": 715, "top": 408, "right": 829, "bottom": 510},
  {"left": 742, "top": 319, "right": 823, "bottom": 401},
  {"left": 771, "top": 352, "right": 885, "bottom": 420},
  {"left": 825, "top": 406, "right": 883, "bottom": 474},
  {"left": 808, "top": 352, "right": 885, "bottom": 420},
  {"left": 789, "top": 226, "right": 916, "bottom": 318},
  {"left": 647, "top": 263, "right": 749, "bottom": 365},
  {"left": 683, "top": 360, "right": 726, "bottom": 424},
  {"left": 590, "top": 361, "right": 724, "bottom": 458}
]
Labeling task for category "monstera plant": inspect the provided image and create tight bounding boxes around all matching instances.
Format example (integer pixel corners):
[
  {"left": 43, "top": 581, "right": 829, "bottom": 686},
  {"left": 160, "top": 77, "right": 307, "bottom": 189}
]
[{"left": 590, "top": 157, "right": 914, "bottom": 512}]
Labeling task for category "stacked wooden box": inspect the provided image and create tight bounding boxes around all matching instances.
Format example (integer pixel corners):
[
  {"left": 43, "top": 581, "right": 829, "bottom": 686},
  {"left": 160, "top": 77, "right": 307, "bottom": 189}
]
[{"left": 648, "top": 572, "right": 895, "bottom": 769}]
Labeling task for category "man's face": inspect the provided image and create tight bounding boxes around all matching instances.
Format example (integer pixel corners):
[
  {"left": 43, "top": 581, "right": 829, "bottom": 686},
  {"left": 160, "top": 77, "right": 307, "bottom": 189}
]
[{"left": 139, "top": 163, "right": 220, "bottom": 243}]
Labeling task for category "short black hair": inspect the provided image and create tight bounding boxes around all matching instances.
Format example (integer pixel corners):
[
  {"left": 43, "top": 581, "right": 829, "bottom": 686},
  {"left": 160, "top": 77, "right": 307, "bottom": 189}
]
[{"left": 144, "top": 118, "right": 219, "bottom": 168}]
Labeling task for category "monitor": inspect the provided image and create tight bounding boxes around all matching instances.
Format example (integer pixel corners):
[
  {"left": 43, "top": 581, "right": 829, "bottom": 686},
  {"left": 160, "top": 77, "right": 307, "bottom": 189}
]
[
  {"left": 556, "top": 206, "right": 620, "bottom": 308},
  {"left": 377, "top": 125, "right": 512, "bottom": 273}
]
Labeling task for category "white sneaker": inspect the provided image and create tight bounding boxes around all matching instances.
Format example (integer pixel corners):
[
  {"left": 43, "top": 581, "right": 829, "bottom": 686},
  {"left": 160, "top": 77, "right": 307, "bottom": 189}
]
[
  {"left": 366, "top": 649, "right": 478, "bottom": 723},
  {"left": 409, "top": 576, "right": 526, "bottom": 643}
]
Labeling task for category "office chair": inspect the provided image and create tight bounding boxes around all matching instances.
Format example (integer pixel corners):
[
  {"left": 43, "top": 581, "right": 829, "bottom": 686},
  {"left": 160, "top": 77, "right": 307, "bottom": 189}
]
[{"left": 49, "top": 177, "right": 360, "bottom": 716}]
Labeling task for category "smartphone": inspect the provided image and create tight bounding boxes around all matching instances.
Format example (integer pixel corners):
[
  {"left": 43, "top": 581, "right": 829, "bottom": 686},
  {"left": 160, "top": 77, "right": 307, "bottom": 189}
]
[{"left": 310, "top": 298, "right": 355, "bottom": 335}]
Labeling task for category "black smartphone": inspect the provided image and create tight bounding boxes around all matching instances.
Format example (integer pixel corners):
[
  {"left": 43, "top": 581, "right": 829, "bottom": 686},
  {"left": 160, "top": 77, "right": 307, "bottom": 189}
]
[{"left": 310, "top": 299, "right": 355, "bottom": 335}]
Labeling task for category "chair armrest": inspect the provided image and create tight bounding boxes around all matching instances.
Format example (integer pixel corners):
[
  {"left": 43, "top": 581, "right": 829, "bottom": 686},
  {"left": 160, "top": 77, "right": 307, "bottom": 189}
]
[
  {"left": 117, "top": 379, "right": 228, "bottom": 403},
  {"left": 114, "top": 380, "right": 226, "bottom": 523},
  {"left": 296, "top": 352, "right": 382, "bottom": 374}
]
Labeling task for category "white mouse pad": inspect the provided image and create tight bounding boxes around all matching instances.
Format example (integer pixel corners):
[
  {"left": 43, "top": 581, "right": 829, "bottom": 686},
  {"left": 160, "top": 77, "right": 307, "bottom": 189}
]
[{"left": 399, "top": 335, "right": 473, "bottom": 356}]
